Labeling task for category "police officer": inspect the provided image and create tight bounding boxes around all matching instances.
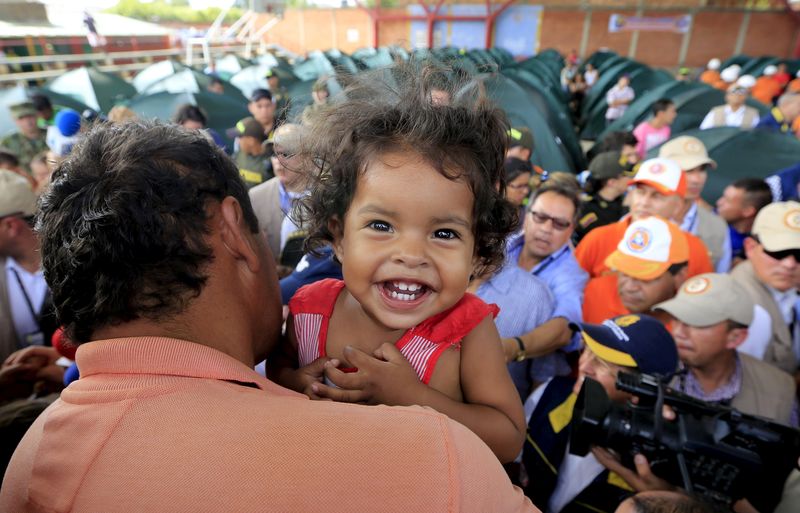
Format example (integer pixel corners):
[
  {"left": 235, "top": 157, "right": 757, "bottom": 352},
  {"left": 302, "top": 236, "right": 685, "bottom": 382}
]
[
  {"left": 573, "top": 151, "right": 634, "bottom": 244},
  {"left": 266, "top": 69, "right": 290, "bottom": 126},
  {"left": 0, "top": 101, "right": 47, "bottom": 174}
]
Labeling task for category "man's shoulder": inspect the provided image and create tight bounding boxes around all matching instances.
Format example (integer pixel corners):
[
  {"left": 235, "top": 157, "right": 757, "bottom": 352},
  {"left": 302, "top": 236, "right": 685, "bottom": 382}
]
[
  {"left": 249, "top": 176, "right": 280, "bottom": 197},
  {"left": 739, "top": 353, "right": 793, "bottom": 381},
  {"left": 695, "top": 206, "right": 727, "bottom": 233}
]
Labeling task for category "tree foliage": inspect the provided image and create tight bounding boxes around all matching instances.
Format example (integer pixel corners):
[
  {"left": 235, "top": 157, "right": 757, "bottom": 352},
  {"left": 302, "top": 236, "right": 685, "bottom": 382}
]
[{"left": 107, "top": 0, "right": 245, "bottom": 24}]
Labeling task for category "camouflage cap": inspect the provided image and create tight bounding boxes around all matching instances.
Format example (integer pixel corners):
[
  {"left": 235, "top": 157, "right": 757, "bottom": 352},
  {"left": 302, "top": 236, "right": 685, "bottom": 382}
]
[{"left": 9, "top": 101, "right": 37, "bottom": 119}]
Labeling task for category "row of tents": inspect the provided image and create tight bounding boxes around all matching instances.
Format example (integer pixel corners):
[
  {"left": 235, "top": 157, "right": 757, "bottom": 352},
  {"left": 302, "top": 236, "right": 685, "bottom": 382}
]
[{"left": 2, "top": 46, "right": 798, "bottom": 201}]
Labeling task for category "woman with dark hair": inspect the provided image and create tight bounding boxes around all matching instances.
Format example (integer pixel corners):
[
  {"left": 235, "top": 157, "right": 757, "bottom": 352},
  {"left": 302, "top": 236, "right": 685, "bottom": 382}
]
[{"left": 504, "top": 157, "right": 532, "bottom": 230}]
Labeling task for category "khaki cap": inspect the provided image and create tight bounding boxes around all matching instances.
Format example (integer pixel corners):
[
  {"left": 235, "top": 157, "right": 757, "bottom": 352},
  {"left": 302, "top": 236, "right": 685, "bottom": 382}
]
[
  {"left": 655, "top": 273, "right": 754, "bottom": 327},
  {"left": 657, "top": 136, "right": 717, "bottom": 171},
  {"left": 0, "top": 169, "right": 37, "bottom": 218},
  {"left": 8, "top": 101, "right": 37, "bottom": 119},
  {"left": 751, "top": 200, "right": 800, "bottom": 252},
  {"left": 266, "top": 123, "right": 304, "bottom": 154}
]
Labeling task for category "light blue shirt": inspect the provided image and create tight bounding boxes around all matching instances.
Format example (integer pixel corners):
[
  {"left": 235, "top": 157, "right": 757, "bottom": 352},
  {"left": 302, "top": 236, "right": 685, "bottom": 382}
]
[
  {"left": 507, "top": 235, "right": 589, "bottom": 352},
  {"left": 477, "top": 261, "right": 558, "bottom": 397},
  {"left": 5, "top": 257, "right": 48, "bottom": 347}
]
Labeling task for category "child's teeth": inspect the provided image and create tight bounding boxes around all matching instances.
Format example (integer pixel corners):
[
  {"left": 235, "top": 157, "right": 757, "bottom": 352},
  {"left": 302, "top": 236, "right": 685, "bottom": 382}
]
[
  {"left": 391, "top": 291, "right": 399, "bottom": 299},
  {"left": 398, "top": 282, "right": 409, "bottom": 291},
  {"left": 408, "top": 284, "right": 420, "bottom": 292}
]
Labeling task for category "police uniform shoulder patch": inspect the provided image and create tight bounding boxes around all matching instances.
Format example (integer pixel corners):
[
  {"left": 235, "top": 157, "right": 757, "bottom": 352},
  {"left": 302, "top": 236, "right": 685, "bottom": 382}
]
[{"left": 579, "top": 212, "right": 599, "bottom": 228}]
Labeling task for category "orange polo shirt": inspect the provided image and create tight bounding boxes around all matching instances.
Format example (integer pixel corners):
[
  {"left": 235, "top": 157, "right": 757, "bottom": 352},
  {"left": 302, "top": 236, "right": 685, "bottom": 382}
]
[
  {"left": 574, "top": 217, "right": 713, "bottom": 279},
  {"left": 583, "top": 274, "right": 628, "bottom": 324},
  {"left": 752, "top": 76, "right": 783, "bottom": 106},
  {"left": 1, "top": 337, "right": 536, "bottom": 513},
  {"left": 700, "top": 70, "right": 721, "bottom": 86}
]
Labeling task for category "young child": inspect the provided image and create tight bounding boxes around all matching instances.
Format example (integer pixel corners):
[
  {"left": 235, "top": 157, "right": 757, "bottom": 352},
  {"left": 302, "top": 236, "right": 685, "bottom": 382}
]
[{"left": 268, "top": 66, "right": 526, "bottom": 463}]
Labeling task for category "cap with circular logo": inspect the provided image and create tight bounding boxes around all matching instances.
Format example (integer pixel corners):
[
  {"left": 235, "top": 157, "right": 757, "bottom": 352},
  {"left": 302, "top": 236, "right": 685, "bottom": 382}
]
[
  {"left": 570, "top": 314, "right": 679, "bottom": 375},
  {"left": 751, "top": 200, "right": 800, "bottom": 252},
  {"left": 604, "top": 216, "right": 690, "bottom": 280},
  {"left": 655, "top": 272, "right": 754, "bottom": 327},
  {"left": 0, "top": 169, "right": 37, "bottom": 218},
  {"left": 630, "top": 158, "right": 687, "bottom": 197},
  {"left": 657, "top": 136, "right": 717, "bottom": 172}
]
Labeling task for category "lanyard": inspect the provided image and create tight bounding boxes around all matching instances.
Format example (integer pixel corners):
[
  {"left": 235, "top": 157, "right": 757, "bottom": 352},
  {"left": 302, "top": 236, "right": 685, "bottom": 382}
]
[
  {"left": 9, "top": 267, "right": 40, "bottom": 330},
  {"left": 532, "top": 255, "right": 556, "bottom": 277}
]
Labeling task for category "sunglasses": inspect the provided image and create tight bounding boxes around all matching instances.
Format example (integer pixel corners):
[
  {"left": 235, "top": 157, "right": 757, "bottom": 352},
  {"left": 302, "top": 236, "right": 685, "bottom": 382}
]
[
  {"left": 529, "top": 210, "right": 572, "bottom": 231},
  {"left": 763, "top": 247, "right": 800, "bottom": 262}
]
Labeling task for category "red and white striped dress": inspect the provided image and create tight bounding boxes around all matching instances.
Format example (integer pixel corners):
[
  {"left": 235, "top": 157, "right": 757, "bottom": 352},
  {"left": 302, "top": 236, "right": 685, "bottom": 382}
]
[{"left": 289, "top": 279, "right": 499, "bottom": 385}]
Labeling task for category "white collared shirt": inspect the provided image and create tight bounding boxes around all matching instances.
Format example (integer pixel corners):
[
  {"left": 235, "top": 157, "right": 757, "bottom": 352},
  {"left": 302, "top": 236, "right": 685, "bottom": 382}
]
[
  {"left": 700, "top": 105, "right": 760, "bottom": 130},
  {"left": 5, "top": 257, "right": 48, "bottom": 345}
]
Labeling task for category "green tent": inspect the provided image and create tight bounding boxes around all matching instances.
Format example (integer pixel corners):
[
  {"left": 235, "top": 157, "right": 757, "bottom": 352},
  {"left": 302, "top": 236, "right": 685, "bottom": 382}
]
[
  {"left": 647, "top": 127, "right": 800, "bottom": 202},
  {"left": 0, "top": 86, "right": 91, "bottom": 137},
  {"left": 512, "top": 58, "right": 565, "bottom": 102},
  {"left": 352, "top": 47, "right": 395, "bottom": 70},
  {"left": 133, "top": 60, "right": 187, "bottom": 93},
  {"left": 324, "top": 50, "right": 359, "bottom": 75},
  {"left": 483, "top": 73, "right": 575, "bottom": 172},
  {"left": 503, "top": 68, "right": 586, "bottom": 170},
  {"left": 142, "top": 68, "right": 247, "bottom": 104},
  {"left": 129, "top": 90, "right": 248, "bottom": 147},
  {"left": 230, "top": 64, "right": 299, "bottom": 100},
  {"left": 44, "top": 66, "right": 137, "bottom": 114},
  {"left": 215, "top": 54, "right": 254, "bottom": 80},
  {"left": 292, "top": 51, "right": 336, "bottom": 81}
]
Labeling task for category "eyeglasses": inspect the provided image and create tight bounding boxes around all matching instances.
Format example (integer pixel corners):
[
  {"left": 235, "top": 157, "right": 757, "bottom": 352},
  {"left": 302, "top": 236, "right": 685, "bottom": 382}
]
[
  {"left": 274, "top": 151, "right": 296, "bottom": 160},
  {"left": 529, "top": 210, "right": 572, "bottom": 231}
]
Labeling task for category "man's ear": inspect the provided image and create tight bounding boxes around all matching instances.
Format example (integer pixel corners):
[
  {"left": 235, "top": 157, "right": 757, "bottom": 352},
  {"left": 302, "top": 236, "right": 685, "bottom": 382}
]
[
  {"left": 726, "top": 327, "right": 749, "bottom": 350},
  {"left": 743, "top": 236, "right": 758, "bottom": 260},
  {"left": 328, "top": 216, "right": 344, "bottom": 262},
  {"left": 219, "top": 196, "right": 261, "bottom": 273},
  {"left": 673, "top": 265, "right": 690, "bottom": 291},
  {"left": 742, "top": 204, "right": 756, "bottom": 220}
]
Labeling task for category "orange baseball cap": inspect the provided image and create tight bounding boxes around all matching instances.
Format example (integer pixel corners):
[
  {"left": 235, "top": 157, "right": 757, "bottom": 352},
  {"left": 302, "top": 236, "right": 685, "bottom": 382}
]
[
  {"left": 604, "top": 216, "right": 690, "bottom": 280},
  {"left": 629, "top": 158, "right": 687, "bottom": 198}
]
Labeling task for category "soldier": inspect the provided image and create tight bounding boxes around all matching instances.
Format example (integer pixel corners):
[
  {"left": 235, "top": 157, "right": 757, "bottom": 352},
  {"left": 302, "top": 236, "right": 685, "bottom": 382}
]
[{"left": 0, "top": 101, "right": 47, "bottom": 174}]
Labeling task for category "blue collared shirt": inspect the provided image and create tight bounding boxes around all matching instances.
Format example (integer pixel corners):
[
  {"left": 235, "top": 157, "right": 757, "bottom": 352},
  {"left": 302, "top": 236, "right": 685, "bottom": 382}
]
[
  {"left": 506, "top": 234, "right": 589, "bottom": 352},
  {"left": 476, "top": 261, "right": 560, "bottom": 396}
]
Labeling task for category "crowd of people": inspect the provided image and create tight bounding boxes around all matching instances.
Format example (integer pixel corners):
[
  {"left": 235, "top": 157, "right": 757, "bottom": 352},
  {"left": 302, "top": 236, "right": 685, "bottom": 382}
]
[{"left": 0, "top": 55, "right": 798, "bottom": 513}]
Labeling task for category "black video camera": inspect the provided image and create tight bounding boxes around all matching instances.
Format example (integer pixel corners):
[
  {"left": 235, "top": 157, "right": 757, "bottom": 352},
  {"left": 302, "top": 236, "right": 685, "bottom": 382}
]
[{"left": 571, "top": 372, "right": 800, "bottom": 510}]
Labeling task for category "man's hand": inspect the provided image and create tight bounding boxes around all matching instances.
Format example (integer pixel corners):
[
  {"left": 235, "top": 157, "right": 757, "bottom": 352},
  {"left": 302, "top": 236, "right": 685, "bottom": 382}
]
[
  {"left": 3, "top": 346, "right": 65, "bottom": 386},
  {"left": 591, "top": 447, "right": 676, "bottom": 493},
  {"left": 312, "top": 343, "right": 424, "bottom": 406}
]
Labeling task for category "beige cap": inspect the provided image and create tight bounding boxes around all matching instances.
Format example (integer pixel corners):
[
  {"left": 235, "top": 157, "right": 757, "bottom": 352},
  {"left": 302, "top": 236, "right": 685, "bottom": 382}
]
[
  {"left": 267, "top": 123, "right": 304, "bottom": 154},
  {"left": 655, "top": 273, "right": 754, "bottom": 327},
  {"left": 0, "top": 169, "right": 37, "bottom": 218},
  {"left": 751, "top": 200, "right": 800, "bottom": 252},
  {"left": 657, "top": 136, "right": 717, "bottom": 171}
]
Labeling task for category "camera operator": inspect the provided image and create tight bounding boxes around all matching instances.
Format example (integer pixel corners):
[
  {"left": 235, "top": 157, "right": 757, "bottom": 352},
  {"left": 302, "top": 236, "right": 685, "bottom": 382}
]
[
  {"left": 522, "top": 314, "right": 679, "bottom": 513},
  {"left": 594, "top": 273, "right": 798, "bottom": 512}
]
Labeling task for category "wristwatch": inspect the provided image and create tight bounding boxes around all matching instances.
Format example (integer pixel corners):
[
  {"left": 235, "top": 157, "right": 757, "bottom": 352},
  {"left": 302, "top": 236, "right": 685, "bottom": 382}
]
[{"left": 513, "top": 337, "right": 526, "bottom": 362}]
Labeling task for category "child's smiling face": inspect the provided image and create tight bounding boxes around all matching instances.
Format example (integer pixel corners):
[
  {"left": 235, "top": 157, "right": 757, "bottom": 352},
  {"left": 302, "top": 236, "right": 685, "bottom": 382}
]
[{"left": 332, "top": 150, "right": 476, "bottom": 331}]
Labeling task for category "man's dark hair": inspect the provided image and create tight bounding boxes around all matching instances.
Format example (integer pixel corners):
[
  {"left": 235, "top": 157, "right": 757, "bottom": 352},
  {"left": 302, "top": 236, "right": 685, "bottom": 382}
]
[
  {"left": 667, "top": 261, "right": 688, "bottom": 276},
  {"left": 37, "top": 121, "right": 258, "bottom": 343},
  {"left": 596, "top": 130, "right": 638, "bottom": 154},
  {"left": 652, "top": 98, "right": 674, "bottom": 116},
  {"left": 173, "top": 104, "right": 208, "bottom": 127},
  {"left": 30, "top": 93, "right": 52, "bottom": 113},
  {"left": 630, "top": 492, "right": 720, "bottom": 513},
  {"left": 731, "top": 177, "right": 772, "bottom": 214},
  {"left": 529, "top": 182, "right": 581, "bottom": 224},
  {"left": 0, "top": 149, "right": 20, "bottom": 169},
  {"left": 300, "top": 64, "right": 517, "bottom": 277}
]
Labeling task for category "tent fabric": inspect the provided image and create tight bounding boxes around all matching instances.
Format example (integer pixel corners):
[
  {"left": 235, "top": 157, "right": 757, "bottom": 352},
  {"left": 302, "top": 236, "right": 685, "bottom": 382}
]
[
  {"left": 45, "top": 66, "right": 137, "bottom": 113},
  {"left": 128, "top": 90, "right": 249, "bottom": 148},
  {"left": 647, "top": 127, "right": 800, "bottom": 202},
  {"left": 142, "top": 68, "right": 247, "bottom": 104},
  {"left": 133, "top": 60, "right": 186, "bottom": 93},
  {"left": 483, "top": 73, "right": 575, "bottom": 173}
]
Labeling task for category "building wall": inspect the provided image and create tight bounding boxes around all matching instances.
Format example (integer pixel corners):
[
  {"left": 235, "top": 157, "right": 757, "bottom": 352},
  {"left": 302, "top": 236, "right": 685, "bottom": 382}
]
[{"left": 259, "top": 4, "right": 798, "bottom": 66}]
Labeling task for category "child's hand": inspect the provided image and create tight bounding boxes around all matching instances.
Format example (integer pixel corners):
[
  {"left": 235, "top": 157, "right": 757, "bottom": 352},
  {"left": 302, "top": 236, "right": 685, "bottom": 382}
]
[
  {"left": 311, "top": 344, "right": 423, "bottom": 406},
  {"left": 296, "top": 357, "right": 339, "bottom": 400}
]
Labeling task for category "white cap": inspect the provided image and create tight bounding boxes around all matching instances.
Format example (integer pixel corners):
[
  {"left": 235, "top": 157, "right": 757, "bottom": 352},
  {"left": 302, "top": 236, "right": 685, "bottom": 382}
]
[
  {"left": 630, "top": 158, "right": 687, "bottom": 197},
  {"left": 720, "top": 66, "right": 740, "bottom": 83},
  {"left": 736, "top": 74, "right": 756, "bottom": 89},
  {"left": 604, "top": 217, "right": 690, "bottom": 280},
  {"left": 707, "top": 58, "right": 721, "bottom": 70},
  {"left": 763, "top": 65, "right": 778, "bottom": 76},
  {"left": 796, "top": 70, "right": 800, "bottom": 79}
]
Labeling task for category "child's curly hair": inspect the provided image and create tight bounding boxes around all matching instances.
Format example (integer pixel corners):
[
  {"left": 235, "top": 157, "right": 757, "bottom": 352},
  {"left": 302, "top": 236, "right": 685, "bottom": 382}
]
[{"left": 298, "top": 64, "right": 517, "bottom": 276}]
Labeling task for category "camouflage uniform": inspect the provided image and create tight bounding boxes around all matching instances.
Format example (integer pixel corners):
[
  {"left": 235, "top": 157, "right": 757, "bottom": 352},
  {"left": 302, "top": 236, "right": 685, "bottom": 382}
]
[{"left": 0, "top": 131, "right": 47, "bottom": 174}]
